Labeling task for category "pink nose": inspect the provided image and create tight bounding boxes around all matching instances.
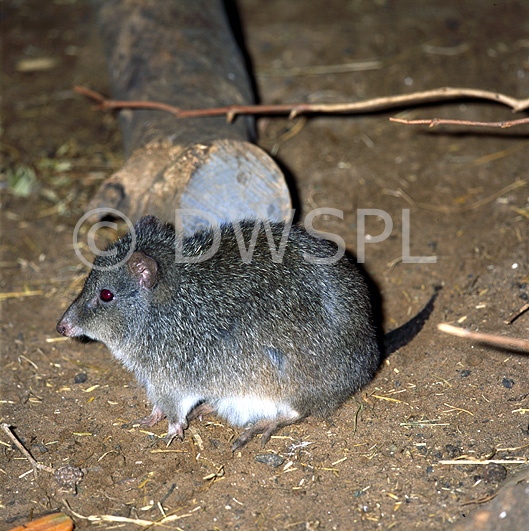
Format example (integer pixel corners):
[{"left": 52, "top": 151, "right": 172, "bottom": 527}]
[{"left": 57, "top": 319, "right": 75, "bottom": 337}]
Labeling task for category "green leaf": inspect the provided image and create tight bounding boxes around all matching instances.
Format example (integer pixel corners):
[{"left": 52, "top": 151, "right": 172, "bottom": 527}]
[{"left": 7, "top": 165, "right": 38, "bottom": 197}]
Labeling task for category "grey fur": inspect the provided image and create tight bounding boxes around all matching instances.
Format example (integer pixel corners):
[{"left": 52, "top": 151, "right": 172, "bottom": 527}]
[{"left": 57, "top": 215, "right": 383, "bottom": 449}]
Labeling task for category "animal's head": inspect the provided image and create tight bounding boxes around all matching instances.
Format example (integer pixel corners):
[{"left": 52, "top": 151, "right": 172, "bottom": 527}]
[{"left": 56, "top": 216, "right": 171, "bottom": 347}]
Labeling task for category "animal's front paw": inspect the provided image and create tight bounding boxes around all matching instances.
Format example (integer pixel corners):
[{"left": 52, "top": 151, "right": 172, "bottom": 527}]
[{"left": 139, "top": 405, "right": 166, "bottom": 427}]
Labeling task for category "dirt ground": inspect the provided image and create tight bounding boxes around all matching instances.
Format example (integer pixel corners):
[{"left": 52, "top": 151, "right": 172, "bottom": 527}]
[{"left": 2, "top": 0, "right": 529, "bottom": 529}]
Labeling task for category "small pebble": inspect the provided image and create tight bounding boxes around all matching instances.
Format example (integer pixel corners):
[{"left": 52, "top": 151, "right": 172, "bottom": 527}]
[
  {"left": 74, "top": 373, "right": 88, "bottom": 384},
  {"left": 460, "top": 370, "right": 471, "bottom": 378},
  {"left": 502, "top": 377, "right": 515, "bottom": 389},
  {"left": 483, "top": 463, "right": 507, "bottom": 483},
  {"left": 31, "top": 442, "right": 48, "bottom": 454},
  {"left": 255, "top": 453, "right": 285, "bottom": 468},
  {"left": 444, "top": 444, "right": 461, "bottom": 458}
]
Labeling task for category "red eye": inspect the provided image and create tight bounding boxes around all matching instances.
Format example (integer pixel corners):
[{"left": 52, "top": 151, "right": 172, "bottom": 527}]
[{"left": 100, "top": 289, "right": 114, "bottom": 302}]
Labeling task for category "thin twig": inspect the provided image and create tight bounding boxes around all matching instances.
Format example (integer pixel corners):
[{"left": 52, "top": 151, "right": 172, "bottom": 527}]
[
  {"left": 1, "top": 423, "right": 83, "bottom": 489},
  {"left": 438, "top": 323, "right": 529, "bottom": 352},
  {"left": 74, "top": 85, "right": 529, "bottom": 122},
  {"left": 64, "top": 499, "right": 201, "bottom": 527},
  {"left": 0, "top": 290, "right": 44, "bottom": 300},
  {"left": 440, "top": 459, "right": 528, "bottom": 465},
  {"left": 390, "top": 116, "right": 529, "bottom": 128},
  {"left": 1, "top": 423, "right": 53, "bottom": 478},
  {"left": 461, "top": 464, "right": 529, "bottom": 506},
  {"left": 386, "top": 179, "right": 527, "bottom": 213},
  {"left": 504, "top": 302, "right": 529, "bottom": 325},
  {"left": 352, "top": 404, "right": 363, "bottom": 437},
  {"left": 258, "top": 59, "right": 384, "bottom": 77},
  {"left": 73, "top": 86, "right": 183, "bottom": 117}
]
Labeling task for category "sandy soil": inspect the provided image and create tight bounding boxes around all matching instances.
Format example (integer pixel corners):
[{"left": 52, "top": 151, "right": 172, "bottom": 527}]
[{"left": 1, "top": 1, "right": 529, "bottom": 529}]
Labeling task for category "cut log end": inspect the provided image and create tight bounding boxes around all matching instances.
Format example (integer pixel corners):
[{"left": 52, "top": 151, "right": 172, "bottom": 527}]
[{"left": 86, "top": 139, "right": 292, "bottom": 233}]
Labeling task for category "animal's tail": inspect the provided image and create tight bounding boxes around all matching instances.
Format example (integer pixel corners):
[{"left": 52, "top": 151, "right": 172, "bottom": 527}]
[{"left": 383, "top": 286, "right": 441, "bottom": 356}]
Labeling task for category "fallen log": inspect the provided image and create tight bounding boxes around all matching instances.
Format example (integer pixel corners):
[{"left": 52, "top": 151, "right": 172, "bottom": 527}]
[{"left": 89, "top": 0, "right": 291, "bottom": 233}]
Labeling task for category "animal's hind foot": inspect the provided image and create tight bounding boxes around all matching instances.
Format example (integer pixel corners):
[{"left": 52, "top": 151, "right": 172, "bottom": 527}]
[
  {"left": 187, "top": 402, "right": 215, "bottom": 422},
  {"left": 231, "top": 416, "right": 299, "bottom": 451}
]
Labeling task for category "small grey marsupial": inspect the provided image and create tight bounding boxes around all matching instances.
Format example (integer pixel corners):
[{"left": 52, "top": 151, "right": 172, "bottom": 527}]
[{"left": 57, "top": 215, "right": 436, "bottom": 449}]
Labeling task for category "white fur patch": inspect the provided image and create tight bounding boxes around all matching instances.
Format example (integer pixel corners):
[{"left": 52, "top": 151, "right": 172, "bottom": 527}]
[
  {"left": 179, "top": 394, "right": 203, "bottom": 418},
  {"left": 214, "top": 396, "right": 299, "bottom": 427}
]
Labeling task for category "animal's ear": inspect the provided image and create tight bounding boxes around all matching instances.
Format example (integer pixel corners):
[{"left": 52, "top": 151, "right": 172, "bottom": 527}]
[{"left": 127, "top": 251, "right": 158, "bottom": 289}]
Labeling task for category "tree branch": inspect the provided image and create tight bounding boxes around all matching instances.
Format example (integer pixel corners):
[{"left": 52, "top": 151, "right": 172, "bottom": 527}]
[{"left": 74, "top": 85, "right": 529, "bottom": 123}]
